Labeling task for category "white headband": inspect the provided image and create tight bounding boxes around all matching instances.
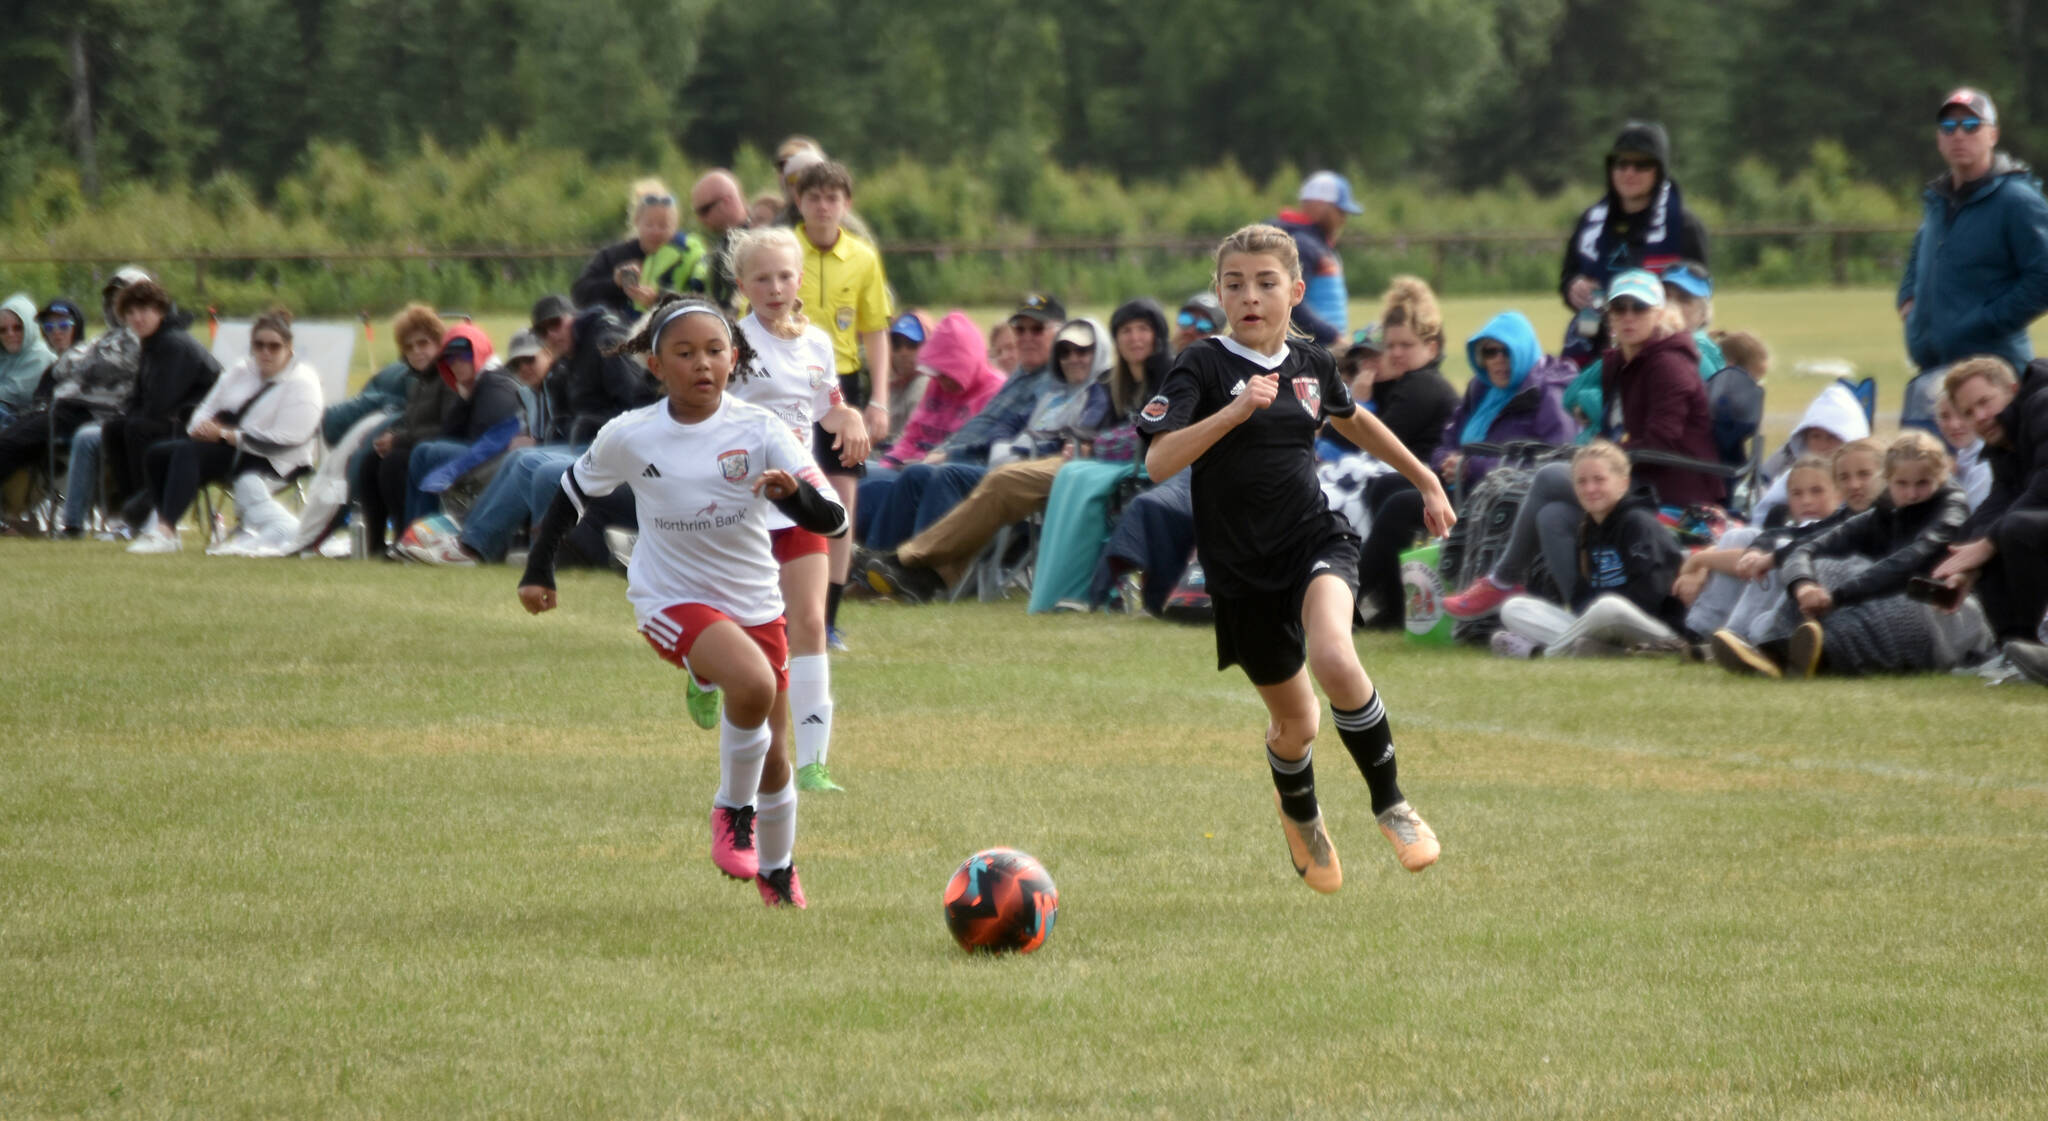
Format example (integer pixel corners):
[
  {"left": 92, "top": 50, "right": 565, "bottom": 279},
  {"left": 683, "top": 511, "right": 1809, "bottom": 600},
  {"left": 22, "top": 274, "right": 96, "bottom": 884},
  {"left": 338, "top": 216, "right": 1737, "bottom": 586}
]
[{"left": 650, "top": 303, "right": 731, "bottom": 350}]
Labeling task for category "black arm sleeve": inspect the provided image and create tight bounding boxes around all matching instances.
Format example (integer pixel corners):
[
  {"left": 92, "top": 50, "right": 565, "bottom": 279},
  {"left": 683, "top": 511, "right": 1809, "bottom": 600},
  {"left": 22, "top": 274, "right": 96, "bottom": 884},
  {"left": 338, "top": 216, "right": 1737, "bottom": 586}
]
[
  {"left": 518, "top": 485, "right": 580, "bottom": 591},
  {"left": 771, "top": 477, "right": 849, "bottom": 537}
]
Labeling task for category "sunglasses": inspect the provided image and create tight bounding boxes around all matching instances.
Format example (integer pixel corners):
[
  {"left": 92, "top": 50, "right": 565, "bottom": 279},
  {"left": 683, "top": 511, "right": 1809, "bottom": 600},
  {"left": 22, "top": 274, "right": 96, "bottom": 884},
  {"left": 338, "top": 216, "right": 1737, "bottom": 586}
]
[
  {"left": 640, "top": 193, "right": 676, "bottom": 207},
  {"left": 1477, "top": 344, "right": 1508, "bottom": 359},
  {"left": 1177, "top": 310, "right": 1217, "bottom": 331},
  {"left": 1613, "top": 158, "right": 1658, "bottom": 172},
  {"left": 1939, "top": 117, "right": 1986, "bottom": 135},
  {"left": 251, "top": 338, "right": 288, "bottom": 353},
  {"left": 1607, "top": 298, "right": 1654, "bottom": 316},
  {"left": 693, "top": 198, "right": 719, "bottom": 217},
  {"left": 0, "top": 321, "right": 23, "bottom": 335}
]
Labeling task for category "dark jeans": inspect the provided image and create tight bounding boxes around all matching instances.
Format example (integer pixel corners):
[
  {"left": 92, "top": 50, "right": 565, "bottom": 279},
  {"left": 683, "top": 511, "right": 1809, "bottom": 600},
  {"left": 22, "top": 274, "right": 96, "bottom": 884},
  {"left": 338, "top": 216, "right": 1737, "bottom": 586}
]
[
  {"left": 1491, "top": 461, "right": 1584, "bottom": 603},
  {"left": 102, "top": 415, "right": 179, "bottom": 522},
  {"left": 353, "top": 442, "right": 415, "bottom": 553},
  {"left": 1978, "top": 509, "right": 2048, "bottom": 640},
  {"left": 143, "top": 438, "right": 245, "bottom": 529},
  {"left": 1357, "top": 474, "right": 1426, "bottom": 628}
]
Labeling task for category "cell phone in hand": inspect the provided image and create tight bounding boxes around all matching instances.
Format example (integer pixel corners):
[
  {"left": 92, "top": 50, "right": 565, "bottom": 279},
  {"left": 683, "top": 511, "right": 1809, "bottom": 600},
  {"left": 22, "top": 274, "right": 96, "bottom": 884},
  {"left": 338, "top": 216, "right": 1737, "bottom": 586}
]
[
  {"left": 614, "top": 263, "right": 642, "bottom": 288},
  {"left": 1906, "top": 575, "right": 1963, "bottom": 611}
]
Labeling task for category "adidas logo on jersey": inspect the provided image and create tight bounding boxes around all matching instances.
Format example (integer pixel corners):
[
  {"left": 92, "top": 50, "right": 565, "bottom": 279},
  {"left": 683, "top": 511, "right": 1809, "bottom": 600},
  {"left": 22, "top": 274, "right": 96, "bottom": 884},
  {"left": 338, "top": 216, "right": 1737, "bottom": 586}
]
[
  {"left": 641, "top": 464, "right": 662, "bottom": 478},
  {"left": 1229, "top": 379, "right": 1247, "bottom": 397}
]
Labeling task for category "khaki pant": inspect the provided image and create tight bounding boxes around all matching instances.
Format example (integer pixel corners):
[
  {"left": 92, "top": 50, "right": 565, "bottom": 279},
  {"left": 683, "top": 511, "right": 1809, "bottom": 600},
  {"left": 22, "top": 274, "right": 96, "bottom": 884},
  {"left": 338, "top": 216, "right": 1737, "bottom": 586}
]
[{"left": 898, "top": 457, "right": 1063, "bottom": 586}]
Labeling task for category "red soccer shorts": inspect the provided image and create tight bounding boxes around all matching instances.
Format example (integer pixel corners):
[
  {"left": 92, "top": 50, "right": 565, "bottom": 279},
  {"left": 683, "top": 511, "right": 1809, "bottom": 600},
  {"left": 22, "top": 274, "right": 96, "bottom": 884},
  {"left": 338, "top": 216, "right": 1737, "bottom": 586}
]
[
  {"left": 770, "top": 526, "right": 830, "bottom": 563},
  {"left": 640, "top": 603, "right": 790, "bottom": 692}
]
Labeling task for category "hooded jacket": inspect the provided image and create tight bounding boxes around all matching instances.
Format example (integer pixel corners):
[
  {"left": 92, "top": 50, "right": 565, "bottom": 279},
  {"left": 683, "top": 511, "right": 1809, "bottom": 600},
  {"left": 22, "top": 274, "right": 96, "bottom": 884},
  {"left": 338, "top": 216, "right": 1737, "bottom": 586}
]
[
  {"left": 391, "top": 323, "right": 509, "bottom": 448},
  {"left": 1373, "top": 355, "right": 1460, "bottom": 464},
  {"left": 436, "top": 324, "right": 523, "bottom": 442},
  {"left": 1574, "top": 485, "right": 1685, "bottom": 624},
  {"left": 881, "top": 311, "right": 1007, "bottom": 467},
  {"left": 563, "top": 305, "right": 657, "bottom": 442},
  {"left": 1106, "top": 298, "right": 1172, "bottom": 421},
  {"left": 1783, "top": 482, "right": 1970, "bottom": 606},
  {"left": 997, "top": 316, "right": 1115, "bottom": 464},
  {"left": 1898, "top": 152, "right": 2048, "bottom": 371},
  {"left": 0, "top": 293, "right": 57, "bottom": 414},
  {"left": 1600, "top": 330, "right": 1723, "bottom": 508},
  {"left": 1963, "top": 357, "right": 2048, "bottom": 538},
  {"left": 1433, "top": 311, "right": 1577, "bottom": 488},
  {"left": 1559, "top": 123, "right": 1710, "bottom": 305},
  {"left": 126, "top": 310, "right": 221, "bottom": 425},
  {"left": 1750, "top": 381, "right": 1872, "bottom": 524},
  {"left": 189, "top": 356, "right": 325, "bottom": 477}
]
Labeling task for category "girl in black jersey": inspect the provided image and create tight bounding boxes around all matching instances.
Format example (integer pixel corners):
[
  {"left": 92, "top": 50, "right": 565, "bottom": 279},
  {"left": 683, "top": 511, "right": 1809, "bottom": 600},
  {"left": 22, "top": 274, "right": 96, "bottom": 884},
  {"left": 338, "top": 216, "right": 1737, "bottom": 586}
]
[{"left": 1134, "top": 225, "right": 1457, "bottom": 894}]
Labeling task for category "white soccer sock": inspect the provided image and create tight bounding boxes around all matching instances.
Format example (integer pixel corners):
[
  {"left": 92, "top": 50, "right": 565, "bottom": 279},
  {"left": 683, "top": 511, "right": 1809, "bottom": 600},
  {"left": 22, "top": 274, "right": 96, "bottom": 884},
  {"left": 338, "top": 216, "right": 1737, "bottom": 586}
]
[
  {"left": 789, "top": 653, "right": 834, "bottom": 768},
  {"left": 714, "top": 714, "right": 770, "bottom": 809},
  {"left": 754, "top": 781, "right": 797, "bottom": 872}
]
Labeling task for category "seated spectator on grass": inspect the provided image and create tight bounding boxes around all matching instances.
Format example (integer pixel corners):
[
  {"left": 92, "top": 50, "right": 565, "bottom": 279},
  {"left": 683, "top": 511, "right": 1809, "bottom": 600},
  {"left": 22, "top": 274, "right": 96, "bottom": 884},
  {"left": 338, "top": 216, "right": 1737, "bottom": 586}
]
[
  {"left": 354, "top": 323, "right": 494, "bottom": 558},
  {"left": 1431, "top": 311, "right": 1576, "bottom": 495},
  {"left": 1353, "top": 277, "right": 1459, "bottom": 629},
  {"left": 1715, "top": 431, "right": 1985, "bottom": 677},
  {"left": 400, "top": 328, "right": 525, "bottom": 526},
  {"left": 987, "top": 320, "right": 1019, "bottom": 375},
  {"left": 859, "top": 294, "right": 1064, "bottom": 551},
  {"left": 884, "top": 311, "right": 935, "bottom": 438},
  {"left": 1931, "top": 356, "right": 2048, "bottom": 647},
  {"left": 0, "top": 292, "right": 56, "bottom": 426},
  {"left": 404, "top": 296, "right": 645, "bottom": 567},
  {"left": 1028, "top": 298, "right": 1173, "bottom": 612},
  {"left": 571, "top": 178, "right": 707, "bottom": 318},
  {"left": 1680, "top": 454, "right": 1846, "bottom": 646},
  {"left": 1492, "top": 441, "right": 1687, "bottom": 658},
  {"left": 863, "top": 316, "right": 1113, "bottom": 601},
  {"left": 1934, "top": 390, "right": 1994, "bottom": 511},
  {"left": 1750, "top": 379, "right": 1870, "bottom": 525},
  {"left": 126, "top": 308, "right": 322, "bottom": 555},
  {"left": 1171, "top": 292, "right": 1225, "bottom": 355},
  {"left": 103, "top": 280, "right": 221, "bottom": 530}
]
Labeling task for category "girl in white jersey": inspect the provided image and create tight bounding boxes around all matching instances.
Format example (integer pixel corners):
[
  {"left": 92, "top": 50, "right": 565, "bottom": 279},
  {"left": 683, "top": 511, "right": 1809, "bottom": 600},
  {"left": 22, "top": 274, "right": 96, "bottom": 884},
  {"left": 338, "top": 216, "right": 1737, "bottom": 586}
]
[
  {"left": 726, "top": 227, "right": 871, "bottom": 794},
  {"left": 518, "top": 296, "right": 849, "bottom": 909}
]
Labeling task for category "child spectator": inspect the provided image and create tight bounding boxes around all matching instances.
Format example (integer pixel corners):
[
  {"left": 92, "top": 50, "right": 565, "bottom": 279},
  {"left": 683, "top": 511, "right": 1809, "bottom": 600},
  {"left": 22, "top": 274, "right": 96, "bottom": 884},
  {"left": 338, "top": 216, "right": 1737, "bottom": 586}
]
[
  {"left": 1679, "top": 454, "right": 1842, "bottom": 645},
  {"left": 1934, "top": 391, "right": 1994, "bottom": 511},
  {"left": 1751, "top": 380, "right": 1871, "bottom": 525},
  {"left": 1491, "top": 441, "right": 1687, "bottom": 657},
  {"left": 1712, "top": 431, "right": 1985, "bottom": 677},
  {"left": 987, "top": 321, "right": 1020, "bottom": 375},
  {"left": 1713, "top": 331, "right": 1769, "bottom": 380}
]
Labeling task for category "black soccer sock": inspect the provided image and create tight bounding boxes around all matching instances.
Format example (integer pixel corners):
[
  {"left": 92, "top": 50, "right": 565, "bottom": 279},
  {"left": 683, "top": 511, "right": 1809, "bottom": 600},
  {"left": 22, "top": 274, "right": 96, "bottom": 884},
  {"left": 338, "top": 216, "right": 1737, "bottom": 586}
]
[
  {"left": 1268, "top": 745, "right": 1320, "bottom": 824},
  {"left": 826, "top": 581, "right": 845, "bottom": 629},
  {"left": 1334, "top": 692, "right": 1404, "bottom": 815}
]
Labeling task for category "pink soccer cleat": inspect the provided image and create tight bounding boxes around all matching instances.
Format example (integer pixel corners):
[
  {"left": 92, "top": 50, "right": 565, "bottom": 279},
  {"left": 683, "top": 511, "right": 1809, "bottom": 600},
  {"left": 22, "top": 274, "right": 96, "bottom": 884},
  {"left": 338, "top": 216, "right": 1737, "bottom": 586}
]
[{"left": 710, "top": 805, "right": 758, "bottom": 881}]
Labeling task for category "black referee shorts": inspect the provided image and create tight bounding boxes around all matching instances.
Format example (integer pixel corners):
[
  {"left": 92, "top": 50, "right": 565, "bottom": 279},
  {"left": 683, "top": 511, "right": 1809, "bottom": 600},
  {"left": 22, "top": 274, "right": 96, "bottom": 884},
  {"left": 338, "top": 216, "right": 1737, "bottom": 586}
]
[{"left": 1212, "top": 534, "right": 1361, "bottom": 686}]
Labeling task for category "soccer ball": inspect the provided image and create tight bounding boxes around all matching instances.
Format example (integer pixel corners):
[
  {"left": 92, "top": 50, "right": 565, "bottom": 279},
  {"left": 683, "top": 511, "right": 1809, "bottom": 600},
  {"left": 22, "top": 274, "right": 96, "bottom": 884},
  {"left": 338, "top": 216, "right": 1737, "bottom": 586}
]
[{"left": 943, "top": 847, "right": 1058, "bottom": 954}]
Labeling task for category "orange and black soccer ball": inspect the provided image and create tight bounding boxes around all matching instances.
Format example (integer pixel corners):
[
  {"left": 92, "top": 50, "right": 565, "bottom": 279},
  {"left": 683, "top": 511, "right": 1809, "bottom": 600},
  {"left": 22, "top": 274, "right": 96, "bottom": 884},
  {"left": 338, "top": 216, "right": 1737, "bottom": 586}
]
[{"left": 943, "top": 848, "right": 1058, "bottom": 954}]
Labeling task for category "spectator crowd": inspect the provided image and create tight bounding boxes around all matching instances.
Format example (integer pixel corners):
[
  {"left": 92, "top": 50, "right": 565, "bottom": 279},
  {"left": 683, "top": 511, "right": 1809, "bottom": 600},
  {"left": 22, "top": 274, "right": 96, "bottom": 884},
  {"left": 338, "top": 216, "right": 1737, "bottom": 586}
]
[{"left": 5, "top": 105, "right": 2047, "bottom": 688}]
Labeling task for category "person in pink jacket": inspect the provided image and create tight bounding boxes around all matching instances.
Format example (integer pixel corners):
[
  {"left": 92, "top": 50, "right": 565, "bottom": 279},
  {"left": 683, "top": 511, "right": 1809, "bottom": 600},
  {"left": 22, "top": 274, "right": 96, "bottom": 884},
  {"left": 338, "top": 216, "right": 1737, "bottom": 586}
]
[{"left": 875, "top": 312, "right": 1006, "bottom": 469}]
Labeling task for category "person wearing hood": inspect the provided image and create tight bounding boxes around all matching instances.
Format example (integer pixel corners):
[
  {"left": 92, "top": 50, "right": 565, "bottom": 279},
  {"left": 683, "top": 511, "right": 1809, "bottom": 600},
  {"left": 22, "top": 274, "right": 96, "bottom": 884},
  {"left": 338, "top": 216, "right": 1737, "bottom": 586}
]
[
  {"left": 1492, "top": 441, "right": 1688, "bottom": 658},
  {"left": 0, "top": 292, "right": 57, "bottom": 425},
  {"left": 1432, "top": 311, "right": 1577, "bottom": 493},
  {"left": 355, "top": 323, "right": 499, "bottom": 557},
  {"left": 1352, "top": 277, "right": 1460, "bottom": 627},
  {"left": 101, "top": 280, "right": 221, "bottom": 530},
  {"left": 1898, "top": 89, "right": 2048, "bottom": 376},
  {"left": 1028, "top": 298, "right": 1174, "bottom": 612},
  {"left": 863, "top": 315, "right": 1115, "bottom": 602},
  {"left": 125, "top": 308, "right": 323, "bottom": 554},
  {"left": 1559, "top": 122, "right": 1710, "bottom": 365},
  {"left": 399, "top": 325, "right": 525, "bottom": 526},
  {"left": 0, "top": 298, "right": 92, "bottom": 519},
  {"left": 855, "top": 311, "right": 1006, "bottom": 541},
  {"left": 1750, "top": 380, "right": 1871, "bottom": 525}
]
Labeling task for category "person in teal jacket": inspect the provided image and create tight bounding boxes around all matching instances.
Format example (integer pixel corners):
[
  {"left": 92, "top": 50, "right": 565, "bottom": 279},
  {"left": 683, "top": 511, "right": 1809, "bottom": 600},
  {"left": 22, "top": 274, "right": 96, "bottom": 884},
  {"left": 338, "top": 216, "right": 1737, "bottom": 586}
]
[{"left": 1898, "top": 88, "right": 2048, "bottom": 375}]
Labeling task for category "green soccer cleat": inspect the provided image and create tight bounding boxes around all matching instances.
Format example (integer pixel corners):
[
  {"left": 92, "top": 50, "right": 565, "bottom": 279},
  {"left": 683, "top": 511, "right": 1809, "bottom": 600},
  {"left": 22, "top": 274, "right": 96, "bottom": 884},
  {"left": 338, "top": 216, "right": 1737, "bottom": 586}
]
[
  {"left": 797, "top": 762, "right": 845, "bottom": 793},
  {"left": 685, "top": 676, "right": 720, "bottom": 730}
]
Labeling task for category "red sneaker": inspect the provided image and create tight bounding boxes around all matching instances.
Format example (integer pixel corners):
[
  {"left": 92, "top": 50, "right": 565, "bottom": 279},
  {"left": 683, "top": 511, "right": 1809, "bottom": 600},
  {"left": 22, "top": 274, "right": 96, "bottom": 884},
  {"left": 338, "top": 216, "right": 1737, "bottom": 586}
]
[
  {"left": 1443, "top": 579, "right": 1522, "bottom": 619},
  {"left": 757, "top": 864, "right": 808, "bottom": 909},
  {"left": 710, "top": 805, "right": 758, "bottom": 881}
]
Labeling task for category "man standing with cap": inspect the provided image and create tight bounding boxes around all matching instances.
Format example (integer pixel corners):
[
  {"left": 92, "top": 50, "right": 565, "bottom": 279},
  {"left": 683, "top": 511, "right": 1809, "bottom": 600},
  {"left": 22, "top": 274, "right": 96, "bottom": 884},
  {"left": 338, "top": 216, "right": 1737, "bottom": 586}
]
[
  {"left": 1898, "top": 88, "right": 2048, "bottom": 381},
  {"left": 1273, "top": 171, "right": 1364, "bottom": 345}
]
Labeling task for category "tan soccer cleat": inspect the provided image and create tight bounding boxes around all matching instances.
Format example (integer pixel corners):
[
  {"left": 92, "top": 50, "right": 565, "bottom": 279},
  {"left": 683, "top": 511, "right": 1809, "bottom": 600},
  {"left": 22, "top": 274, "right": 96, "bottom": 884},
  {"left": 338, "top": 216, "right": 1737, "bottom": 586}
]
[
  {"left": 1376, "top": 801, "right": 1440, "bottom": 872},
  {"left": 1275, "top": 793, "right": 1343, "bottom": 893}
]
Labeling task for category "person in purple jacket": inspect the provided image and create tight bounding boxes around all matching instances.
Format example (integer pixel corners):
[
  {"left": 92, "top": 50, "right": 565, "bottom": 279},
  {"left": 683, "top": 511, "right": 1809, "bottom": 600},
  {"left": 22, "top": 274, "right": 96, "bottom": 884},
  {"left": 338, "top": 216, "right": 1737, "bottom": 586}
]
[{"left": 1431, "top": 310, "right": 1577, "bottom": 494}]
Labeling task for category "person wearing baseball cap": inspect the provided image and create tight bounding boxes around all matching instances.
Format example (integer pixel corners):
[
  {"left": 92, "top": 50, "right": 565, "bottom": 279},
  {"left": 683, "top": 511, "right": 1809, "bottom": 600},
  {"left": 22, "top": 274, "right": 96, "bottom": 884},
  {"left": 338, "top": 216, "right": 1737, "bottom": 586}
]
[
  {"left": 883, "top": 310, "right": 935, "bottom": 438},
  {"left": 1897, "top": 86, "right": 2048, "bottom": 389},
  {"left": 1005, "top": 293, "right": 1067, "bottom": 378},
  {"left": 1172, "top": 292, "right": 1225, "bottom": 354},
  {"left": 1271, "top": 171, "right": 1362, "bottom": 345}
]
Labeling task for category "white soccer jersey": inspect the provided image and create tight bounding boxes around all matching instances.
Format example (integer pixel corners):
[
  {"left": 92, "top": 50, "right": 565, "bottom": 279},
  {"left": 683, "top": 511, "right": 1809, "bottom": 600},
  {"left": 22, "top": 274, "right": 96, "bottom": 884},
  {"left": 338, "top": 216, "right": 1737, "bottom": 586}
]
[
  {"left": 565, "top": 396, "right": 843, "bottom": 627},
  {"left": 733, "top": 315, "right": 843, "bottom": 531}
]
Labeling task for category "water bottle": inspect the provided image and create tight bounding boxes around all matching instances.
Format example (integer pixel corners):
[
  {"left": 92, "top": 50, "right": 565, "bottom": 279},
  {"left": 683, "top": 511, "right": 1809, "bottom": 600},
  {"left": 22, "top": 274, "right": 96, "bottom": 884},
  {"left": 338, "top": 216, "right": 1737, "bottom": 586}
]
[{"left": 348, "top": 505, "right": 367, "bottom": 560}]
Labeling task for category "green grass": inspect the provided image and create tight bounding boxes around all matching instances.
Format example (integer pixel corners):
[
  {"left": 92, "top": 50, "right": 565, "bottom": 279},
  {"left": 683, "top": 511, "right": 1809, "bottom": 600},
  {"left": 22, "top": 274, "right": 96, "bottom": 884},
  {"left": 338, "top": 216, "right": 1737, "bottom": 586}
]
[{"left": 3, "top": 544, "right": 2045, "bottom": 1119}]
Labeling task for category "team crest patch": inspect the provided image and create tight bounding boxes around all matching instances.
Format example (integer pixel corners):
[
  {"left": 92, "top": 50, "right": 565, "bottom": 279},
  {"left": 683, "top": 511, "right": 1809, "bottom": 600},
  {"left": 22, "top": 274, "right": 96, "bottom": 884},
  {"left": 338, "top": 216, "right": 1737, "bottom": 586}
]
[
  {"left": 718, "top": 449, "right": 750, "bottom": 481},
  {"left": 807, "top": 364, "right": 829, "bottom": 389},
  {"left": 1140, "top": 395, "right": 1171, "bottom": 422},
  {"left": 1293, "top": 376, "right": 1321, "bottom": 417},
  {"left": 835, "top": 306, "right": 855, "bottom": 332}
]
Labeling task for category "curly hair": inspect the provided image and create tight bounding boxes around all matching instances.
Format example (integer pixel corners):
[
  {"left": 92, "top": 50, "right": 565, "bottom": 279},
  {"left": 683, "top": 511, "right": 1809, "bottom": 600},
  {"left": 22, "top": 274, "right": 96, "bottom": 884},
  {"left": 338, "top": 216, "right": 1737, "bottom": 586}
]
[{"left": 1377, "top": 275, "right": 1442, "bottom": 346}]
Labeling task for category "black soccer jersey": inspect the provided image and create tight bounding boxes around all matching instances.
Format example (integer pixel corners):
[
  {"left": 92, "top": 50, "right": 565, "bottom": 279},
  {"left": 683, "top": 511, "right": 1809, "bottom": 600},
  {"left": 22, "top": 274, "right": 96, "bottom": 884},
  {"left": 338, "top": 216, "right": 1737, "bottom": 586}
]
[{"left": 1135, "top": 336, "right": 1358, "bottom": 596}]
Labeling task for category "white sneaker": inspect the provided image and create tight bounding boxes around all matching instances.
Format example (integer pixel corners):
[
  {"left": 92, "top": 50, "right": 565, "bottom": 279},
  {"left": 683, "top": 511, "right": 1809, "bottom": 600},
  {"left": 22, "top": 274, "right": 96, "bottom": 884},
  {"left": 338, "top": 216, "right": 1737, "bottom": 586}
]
[
  {"left": 318, "top": 533, "right": 353, "bottom": 559},
  {"left": 207, "top": 529, "right": 259, "bottom": 556},
  {"left": 126, "top": 529, "right": 181, "bottom": 554},
  {"left": 1490, "top": 630, "right": 1538, "bottom": 659},
  {"left": 400, "top": 536, "right": 476, "bottom": 566}
]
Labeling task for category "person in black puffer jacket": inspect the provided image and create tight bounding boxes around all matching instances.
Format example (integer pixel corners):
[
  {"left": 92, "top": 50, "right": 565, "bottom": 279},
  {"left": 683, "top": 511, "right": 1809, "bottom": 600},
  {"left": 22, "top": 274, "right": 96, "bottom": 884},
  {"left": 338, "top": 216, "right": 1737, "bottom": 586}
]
[{"left": 101, "top": 279, "right": 220, "bottom": 528}]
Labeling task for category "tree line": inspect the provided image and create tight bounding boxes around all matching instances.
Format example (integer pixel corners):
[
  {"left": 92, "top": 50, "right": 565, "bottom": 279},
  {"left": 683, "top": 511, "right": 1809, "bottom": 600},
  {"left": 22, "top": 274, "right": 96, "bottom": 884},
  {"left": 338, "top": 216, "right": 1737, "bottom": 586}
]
[{"left": 4, "top": 0, "right": 2046, "bottom": 210}]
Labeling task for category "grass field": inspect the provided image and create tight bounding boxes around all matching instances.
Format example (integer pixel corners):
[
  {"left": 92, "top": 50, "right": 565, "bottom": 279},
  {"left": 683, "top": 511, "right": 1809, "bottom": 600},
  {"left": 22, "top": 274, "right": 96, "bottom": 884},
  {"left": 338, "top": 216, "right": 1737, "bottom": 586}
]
[
  {"left": 341, "top": 285, "right": 2048, "bottom": 450},
  {"left": 4, "top": 543, "right": 2045, "bottom": 1119}
]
